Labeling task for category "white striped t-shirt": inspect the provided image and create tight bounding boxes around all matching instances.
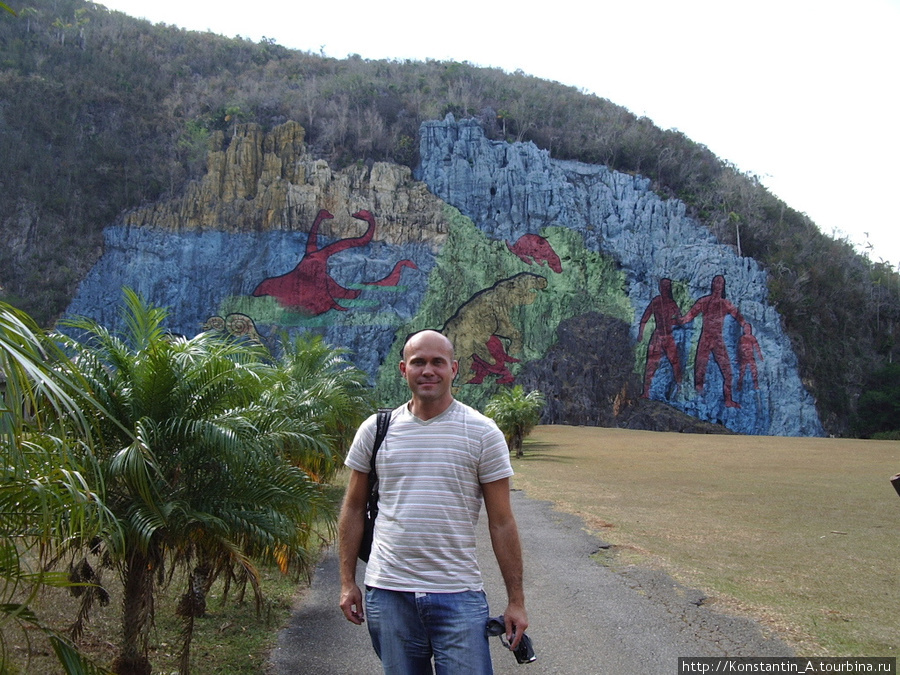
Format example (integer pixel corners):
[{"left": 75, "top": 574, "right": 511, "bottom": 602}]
[{"left": 345, "top": 400, "right": 513, "bottom": 593}]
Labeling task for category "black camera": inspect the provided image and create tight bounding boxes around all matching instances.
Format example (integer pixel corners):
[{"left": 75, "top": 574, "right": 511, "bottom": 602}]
[
  {"left": 510, "top": 632, "right": 536, "bottom": 664},
  {"left": 485, "top": 616, "right": 536, "bottom": 664}
]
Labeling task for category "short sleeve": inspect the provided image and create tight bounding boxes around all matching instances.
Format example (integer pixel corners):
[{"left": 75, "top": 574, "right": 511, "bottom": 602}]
[
  {"left": 344, "top": 412, "right": 378, "bottom": 474},
  {"left": 477, "top": 417, "right": 513, "bottom": 484}
]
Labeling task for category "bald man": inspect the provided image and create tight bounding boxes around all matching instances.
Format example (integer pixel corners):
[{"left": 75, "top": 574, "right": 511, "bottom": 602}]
[{"left": 339, "top": 330, "right": 528, "bottom": 674}]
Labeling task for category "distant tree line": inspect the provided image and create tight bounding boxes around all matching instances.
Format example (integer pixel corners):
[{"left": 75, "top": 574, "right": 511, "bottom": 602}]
[{"left": 0, "top": 0, "right": 897, "bottom": 435}]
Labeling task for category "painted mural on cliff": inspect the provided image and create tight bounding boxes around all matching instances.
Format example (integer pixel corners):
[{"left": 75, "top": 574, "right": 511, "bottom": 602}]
[
  {"left": 207, "top": 207, "right": 766, "bottom": 424},
  {"left": 200, "top": 205, "right": 629, "bottom": 413},
  {"left": 66, "top": 117, "right": 824, "bottom": 436},
  {"left": 636, "top": 275, "right": 767, "bottom": 422}
]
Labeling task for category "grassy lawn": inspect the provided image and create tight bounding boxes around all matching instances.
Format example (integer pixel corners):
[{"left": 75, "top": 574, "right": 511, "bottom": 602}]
[{"left": 510, "top": 426, "right": 900, "bottom": 657}]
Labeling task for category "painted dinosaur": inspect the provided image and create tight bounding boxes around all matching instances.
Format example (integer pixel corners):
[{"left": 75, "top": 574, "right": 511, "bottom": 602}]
[
  {"left": 252, "top": 209, "right": 417, "bottom": 315},
  {"left": 441, "top": 272, "right": 548, "bottom": 384}
]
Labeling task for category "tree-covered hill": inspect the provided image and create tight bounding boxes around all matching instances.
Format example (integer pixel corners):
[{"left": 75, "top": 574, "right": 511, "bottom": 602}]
[{"left": 1, "top": 0, "right": 896, "bottom": 435}]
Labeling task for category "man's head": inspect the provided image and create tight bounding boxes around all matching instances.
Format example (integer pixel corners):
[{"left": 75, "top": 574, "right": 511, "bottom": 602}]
[
  {"left": 659, "top": 278, "right": 673, "bottom": 297},
  {"left": 711, "top": 275, "right": 726, "bottom": 297},
  {"left": 400, "top": 330, "right": 458, "bottom": 413}
]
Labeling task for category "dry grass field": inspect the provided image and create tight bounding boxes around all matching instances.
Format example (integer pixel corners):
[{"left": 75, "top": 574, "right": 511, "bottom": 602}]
[{"left": 510, "top": 426, "right": 900, "bottom": 657}]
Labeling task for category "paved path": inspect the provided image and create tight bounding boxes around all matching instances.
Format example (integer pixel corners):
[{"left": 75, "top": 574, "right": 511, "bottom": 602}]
[{"left": 269, "top": 490, "right": 792, "bottom": 674}]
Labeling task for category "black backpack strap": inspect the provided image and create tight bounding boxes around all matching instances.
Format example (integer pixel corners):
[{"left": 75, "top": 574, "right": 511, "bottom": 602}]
[
  {"left": 370, "top": 408, "right": 392, "bottom": 473},
  {"left": 360, "top": 408, "right": 393, "bottom": 563}
]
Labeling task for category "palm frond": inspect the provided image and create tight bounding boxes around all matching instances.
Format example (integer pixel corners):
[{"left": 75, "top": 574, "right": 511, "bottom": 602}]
[
  {"left": 120, "top": 288, "right": 168, "bottom": 352},
  {"left": 49, "top": 634, "right": 114, "bottom": 675},
  {"left": 38, "top": 291, "right": 373, "bottom": 671}
]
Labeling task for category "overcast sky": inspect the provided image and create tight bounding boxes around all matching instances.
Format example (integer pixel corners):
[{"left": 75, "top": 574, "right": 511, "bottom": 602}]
[{"left": 98, "top": 0, "right": 900, "bottom": 267}]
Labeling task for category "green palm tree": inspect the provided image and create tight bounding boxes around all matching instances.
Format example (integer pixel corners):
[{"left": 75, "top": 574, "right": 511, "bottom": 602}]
[
  {"left": 1, "top": 301, "right": 112, "bottom": 674},
  {"left": 485, "top": 385, "right": 546, "bottom": 458},
  {"left": 267, "top": 332, "right": 373, "bottom": 481},
  {"left": 57, "top": 289, "right": 335, "bottom": 675}
]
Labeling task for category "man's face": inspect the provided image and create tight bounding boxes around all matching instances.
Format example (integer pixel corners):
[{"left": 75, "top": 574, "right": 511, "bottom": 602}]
[
  {"left": 399, "top": 332, "right": 458, "bottom": 403},
  {"left": 711, "top": 275, "right": 725, "bottom": 297}
]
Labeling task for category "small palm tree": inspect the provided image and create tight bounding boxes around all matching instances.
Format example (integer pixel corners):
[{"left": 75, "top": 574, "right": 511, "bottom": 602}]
[
  {"left": 57, "top": 289, "right": 335, "bottom": 675},
  {"left": 485, "top": 385, "right": 545, "bottom": 458},
  {"left": 1, "top": 301, "right": 111, "bottom": 674}
]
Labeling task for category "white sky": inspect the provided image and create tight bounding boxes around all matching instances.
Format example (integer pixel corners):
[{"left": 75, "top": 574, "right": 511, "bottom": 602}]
[{"left": 98, "top": 0, "right": 900, "bottom": 267}]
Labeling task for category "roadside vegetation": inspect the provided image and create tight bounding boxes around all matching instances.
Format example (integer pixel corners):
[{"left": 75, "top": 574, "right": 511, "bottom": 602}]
[
  {"left": 12, "top": 557, "right": 308, "bottom": 674},
  {"left": 485, "top": 386, "right": 545, "bottom": 458},
  {"left": 0, "top": 0, "right": 897, "bottom": 436},
  {"left": 0, "top": 292, "right": 371, "bottom": 674}
]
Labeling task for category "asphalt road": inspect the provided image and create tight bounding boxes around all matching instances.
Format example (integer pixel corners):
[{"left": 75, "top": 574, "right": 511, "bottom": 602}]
[{"left": 269, "top": 490, "right": 792, "bottom": 674}]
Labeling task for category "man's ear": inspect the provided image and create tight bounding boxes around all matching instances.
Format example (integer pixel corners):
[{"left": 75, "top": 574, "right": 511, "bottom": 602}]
[
  {"left": 451, "top": 359, "right": 459, "bottom": 378},
  {"left": 399, "top": 360, "right": 407, "bottom": 377}
]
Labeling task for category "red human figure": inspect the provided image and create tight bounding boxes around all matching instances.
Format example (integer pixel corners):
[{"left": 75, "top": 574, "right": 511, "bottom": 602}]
[
  {"left": 681, "top": 275, "right": 745, "bottom": 408},
  {"left": 638, "top": 278, "right": 683, "bottom": 398},
  {"left": 737, "top": 322, "right": 764, "bottom": 390},
  {"left": 467, "top": 335, "right": 520, "bottom": 385}
]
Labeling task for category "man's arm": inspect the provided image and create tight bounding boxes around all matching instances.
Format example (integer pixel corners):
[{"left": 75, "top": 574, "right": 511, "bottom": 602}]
[
  {"left": 338, "top": 469, "right": 369, "bottom": 624},
  {"left": 482, "top": 477, "right": 528, "bottom": 648},
  {"left": 726, "top": 301, "right": 746, "bottom": 325},
  {"left": 637, "top": 298, "right": 655, "bottom": 341},
  {"left": 681, "top": 298, "right": 702, "bottom": 324}
]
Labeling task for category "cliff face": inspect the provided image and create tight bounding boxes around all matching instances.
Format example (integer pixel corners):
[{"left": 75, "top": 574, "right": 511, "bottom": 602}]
[
  {"left": 416, "top": 117, "right": 822, "bottom": 436},
  {"left": 67, "top": 117, "right": 824, "bottom": 436}
]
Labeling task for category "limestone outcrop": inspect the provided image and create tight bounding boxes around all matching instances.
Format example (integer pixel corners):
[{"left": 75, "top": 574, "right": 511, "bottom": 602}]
[
  {"left": 415, "top": 117, "right": 822, "bottom": 436},
  {"left": 121, "top": 121, "right": 448, "bottom": 249},
  {"left": 67, "top": 117, "right": 824, "bottom": 436}
]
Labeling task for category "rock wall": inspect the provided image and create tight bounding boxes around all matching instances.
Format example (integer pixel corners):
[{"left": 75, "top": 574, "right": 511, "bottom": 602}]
[
  {"left": 415, "top": 117, "right": 822, "bottom": 436},
  {"left": 67, "top": 117, "right": 824, "bottom": 436}
]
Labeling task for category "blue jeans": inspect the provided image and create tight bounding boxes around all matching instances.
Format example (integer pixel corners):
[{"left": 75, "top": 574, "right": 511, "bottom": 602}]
[{"left": 365, "top": 587, "right": 493, "bottom": 675}]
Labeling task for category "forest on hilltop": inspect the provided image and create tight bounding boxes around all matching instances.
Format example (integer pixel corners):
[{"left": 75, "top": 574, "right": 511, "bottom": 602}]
[{"left": 0, "top": 0, "right": 897, "bottom": 436}]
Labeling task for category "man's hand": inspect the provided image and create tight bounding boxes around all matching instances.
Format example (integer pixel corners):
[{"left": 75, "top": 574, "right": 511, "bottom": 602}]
[
  {"left": 503, "top": 601, "right": 528, "bottom": 649},
  {"left": 340, "top": 582, "right": 365, "bottom": 624},
  {"left": 338, "top": 469, "right": 369, "bottom": 624}
]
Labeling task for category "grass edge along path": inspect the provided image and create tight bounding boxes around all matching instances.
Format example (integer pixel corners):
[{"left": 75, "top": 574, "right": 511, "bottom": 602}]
[{"left": 509, "top": 426, "right": 900, "bottom": 658}]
